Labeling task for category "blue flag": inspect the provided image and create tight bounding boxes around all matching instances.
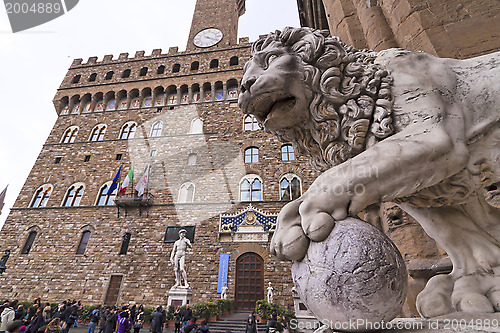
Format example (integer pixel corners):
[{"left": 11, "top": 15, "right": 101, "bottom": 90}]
[{"left": 107, "top": 165, "right": 122, "bottom": 195}]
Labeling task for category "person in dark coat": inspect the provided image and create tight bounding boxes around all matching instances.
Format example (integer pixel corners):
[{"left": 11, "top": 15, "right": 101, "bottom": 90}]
[
  {"left": 62, "top": 306, "right": 77, "bottom": 333},
  {"left": 265, "top": 314, "right": 282, "bottom": 333},
  {"left": 14, "top": 306, "right": 25, "bottom": 322},
  {"left": 181, "top": 305, "right": 192, "bottom": 324},
  {"left": 104, "top": 309, "right": 117, "bottom": 333},
  {"left": 245, "top": 316, "right": 257, "bottom": 333},
  {"left": 26, "top": 308, "right": 43, "bottom": 333},
  {"left": 173, "top": 308, "right": 181, "bottom": 333},
  {"left": 97, "top": 308, "right": 108, "bottom": 333},
  {"left": 149, "top": 307, "right": 165, "bottom": 333},
  {"left": 247, "top": 312, "right": 258, "bottom": 333}
]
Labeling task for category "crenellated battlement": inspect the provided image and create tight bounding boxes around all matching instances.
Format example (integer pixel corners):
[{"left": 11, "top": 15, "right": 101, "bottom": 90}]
[{"left": 69, "top": 37, "right": 254, "bottom": 69}]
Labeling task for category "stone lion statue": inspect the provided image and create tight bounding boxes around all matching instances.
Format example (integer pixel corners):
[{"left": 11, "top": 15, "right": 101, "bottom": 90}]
[{"left": 239, "top": 27, "right": 500, "bottom": 318}]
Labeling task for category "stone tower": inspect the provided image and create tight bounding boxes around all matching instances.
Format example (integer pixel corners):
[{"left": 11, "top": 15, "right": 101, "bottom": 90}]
[
  {"left": 0, "top": 0, "right": 314, "bottom": 308},
  {"left": 186, "top": 0, "right": 246, "bottom": 51}
]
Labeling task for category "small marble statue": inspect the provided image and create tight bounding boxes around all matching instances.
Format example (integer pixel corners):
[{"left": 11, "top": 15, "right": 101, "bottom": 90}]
[
  {"left": 267, "top": 282, "right": 274, "bottom": 304},
  {"left": 221, "top": 282, "right": 228, "bottom": 300},
  {"left": 170, "top": 229, "right": 192, "bottom": 288},
  {"left": 0, "top": 249, "right": 11, "bottom": 274}
]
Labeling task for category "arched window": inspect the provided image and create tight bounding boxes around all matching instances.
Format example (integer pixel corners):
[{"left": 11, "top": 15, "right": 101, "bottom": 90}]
[
  {"left": 119, "top": 233, "right": 131, "bottom": 255},
  {"left": 240, "top": 175, "right": 262, "bottom": 201},
  {"left": 210, "top": 59, "right": 219, "bottom": 68},
  {"left": 90, "top": 124, "right": 107, "bottom": 142},
  {"left": 188, "top": 153, "right": 197, "bottom": 166},
  {"left": 280, "top": 174, "right": 302, "bottom": 200},
  {"left": 191, "top": 61, "right": 199, "bottom": 71},
  {"left": 243, "top": 115, "right": 259, "bottom": 131},
  {"left": 151, "top": 121, "right": 163, "bottom": 137},
  {"left": 244, "top": 147, "right": 259, "bottom": 163},
  {"left": 172, "top": 64, "right": 180, "bottom": 73},
  {"left": 30, "top": 184, "right": 53, "bottom": 208},
  {"left": 121, "top": 69, "right": 131, "bottom": 78},
  {"left": 139, "top": 67, "right": 148, "bottom": 76},
  {"left": 96, "top": 182, "right": 117, "bottom": 206},
  {"left": 105, "top": 71, "right": 114, "bottom": 80},
  {"left": 62, "top": 184, "right": 84, "bottom": 207},
  {"left": 178, "top": 182, "right": 195, "bottom": 203},
  {"left": 230, "top": 56, "right": 239, "bottom": 66},
  {"left": 157, "top": 65, "right": 165, "bottom": 74},
  {"left": 61, "top": 126, "right": 78, "bottom": 143},
  {"left": 119, "top": 122, "right": 137, "bottom": 139},
  {"left": 281, "top": 144, "right": 295, "bottom": 161},
  {"left": 21, "top": 231, "right": 37, "bottom": 254},
  {"left": 190, "top": 118, "right": 203, "bottom": 134},
  {"left": 88, "top": 73, "right": 97, "bottom": 82},
  {"left": 72, "top": 75, "right": 81, "bottom": 84},
  {"left": 76, "top": 230, "right": 91, "bottom": 254}
]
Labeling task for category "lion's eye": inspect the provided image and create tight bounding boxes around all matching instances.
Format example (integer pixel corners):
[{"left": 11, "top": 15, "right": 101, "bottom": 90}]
[{"left": 267, "top": 54, "right": 278, "bottom": 64}]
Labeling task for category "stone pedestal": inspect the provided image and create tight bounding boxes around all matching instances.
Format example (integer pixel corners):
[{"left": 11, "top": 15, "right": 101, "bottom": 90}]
[{"left": 167, "top": 287, "right": 192, "bottom": 307}]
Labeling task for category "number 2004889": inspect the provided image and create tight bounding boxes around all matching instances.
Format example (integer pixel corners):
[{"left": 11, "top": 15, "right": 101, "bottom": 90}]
[{"left": 5, "top": 2, "right": 62, "bottom": 14}]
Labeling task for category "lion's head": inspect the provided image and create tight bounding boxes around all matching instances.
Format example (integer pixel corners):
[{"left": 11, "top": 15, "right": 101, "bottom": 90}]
[{"left": 239, "top": 27, "right": 394, "bottom": 171}]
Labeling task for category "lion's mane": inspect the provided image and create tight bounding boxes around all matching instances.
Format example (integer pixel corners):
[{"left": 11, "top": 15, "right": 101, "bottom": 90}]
[{"left": 252, "top": 27, "right": 394, "bottom": 171}]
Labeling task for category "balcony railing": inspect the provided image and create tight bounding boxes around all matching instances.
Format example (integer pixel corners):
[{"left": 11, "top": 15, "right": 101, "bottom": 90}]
[{"left": 114, "top": 193, "right": 154, "bottom": 217}]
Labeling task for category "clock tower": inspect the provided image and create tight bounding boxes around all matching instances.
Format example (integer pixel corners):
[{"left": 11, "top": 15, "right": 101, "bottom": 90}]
[{"left": 186, "top": 0, "right": 246, "bottom": 51}]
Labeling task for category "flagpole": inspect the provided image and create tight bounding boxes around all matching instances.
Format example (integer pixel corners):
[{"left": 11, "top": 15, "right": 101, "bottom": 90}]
[
  {"left": 131, "top": 164, "right": 134, "bottom": 197},
  {"left": 118, "top": 164, "right": 122, "bottom": 196},
  {"left": 146, "top": 164, "right": 151, "bottom": 196}
]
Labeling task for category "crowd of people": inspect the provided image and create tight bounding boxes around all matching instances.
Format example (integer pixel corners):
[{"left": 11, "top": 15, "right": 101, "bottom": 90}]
[
  {"left": 0, "top": 301, "right": 211, "bottom": 333},
  {"left": 1, "top": 300, "right": 289, "bottom": 333},
  {"left": 153, "top": 304, "right": 208, "bottom": 333},
  {"left": 245, "top": 311, "right": 288, "bottom": 333},
  {"left": 0, "top": 299, "right": 145, "bottom": 333}
]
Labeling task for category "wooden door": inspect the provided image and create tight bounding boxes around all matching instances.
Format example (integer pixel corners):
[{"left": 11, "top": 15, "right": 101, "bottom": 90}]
[
  {"left": 235, "top": 253, "right": 264, "bottom": 310},
  {"left": 104, "top": 275, "right": 123, "bottom": 305}
]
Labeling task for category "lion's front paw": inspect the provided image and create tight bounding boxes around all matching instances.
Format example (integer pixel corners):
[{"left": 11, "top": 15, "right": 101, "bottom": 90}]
[
  {"left": 270, "top": 190, "right": 351, "bottom": 261},
  {"left": 270, "top": 200, "right": 310, "bottom": 261}
]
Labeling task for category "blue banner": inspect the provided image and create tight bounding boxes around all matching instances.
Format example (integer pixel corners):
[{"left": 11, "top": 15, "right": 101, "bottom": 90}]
[{"left": 217, "top": 253, "right": 229, "bottom": 293}]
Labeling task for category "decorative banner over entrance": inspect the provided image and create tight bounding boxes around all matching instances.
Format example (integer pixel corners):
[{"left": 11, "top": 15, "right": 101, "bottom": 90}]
[{"left": 217, "top": 252, "right": 229, "bottom": 293}]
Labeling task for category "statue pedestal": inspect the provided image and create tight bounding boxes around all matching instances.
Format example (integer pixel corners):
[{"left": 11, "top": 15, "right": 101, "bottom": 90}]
[{"left": 167, "top": 286, "right": 192, "bottom": 307}]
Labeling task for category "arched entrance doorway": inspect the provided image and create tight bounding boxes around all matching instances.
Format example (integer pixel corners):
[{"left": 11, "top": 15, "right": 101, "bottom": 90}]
[{"left": 235, "top": 252, "right": 264, "bottom": 310}]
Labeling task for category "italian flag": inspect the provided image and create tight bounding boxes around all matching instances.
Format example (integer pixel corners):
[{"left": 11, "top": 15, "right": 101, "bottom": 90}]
[{"left": 119, "top": 165, "right": 134, "bottom": 196}]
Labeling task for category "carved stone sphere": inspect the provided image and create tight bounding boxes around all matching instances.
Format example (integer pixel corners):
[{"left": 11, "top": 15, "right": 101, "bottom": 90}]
[{"left": 292, "top": 217, "right": 407, "bottom": 332}]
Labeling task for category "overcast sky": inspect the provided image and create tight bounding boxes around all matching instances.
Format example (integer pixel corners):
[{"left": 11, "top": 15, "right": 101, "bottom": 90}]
[{"left": 0, "top": 0, "right": 300, "bottom": 229}]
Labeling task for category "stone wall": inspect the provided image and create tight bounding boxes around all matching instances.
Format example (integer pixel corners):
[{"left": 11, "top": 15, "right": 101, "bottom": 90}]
[{"left": 312, "top": 0, "right": 500, "bottom": 58}]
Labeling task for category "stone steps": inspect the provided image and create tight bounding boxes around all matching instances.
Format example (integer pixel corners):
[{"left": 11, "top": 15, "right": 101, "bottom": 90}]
[{"left": 207, "top": 311, "right": 267, "bottom": 333}]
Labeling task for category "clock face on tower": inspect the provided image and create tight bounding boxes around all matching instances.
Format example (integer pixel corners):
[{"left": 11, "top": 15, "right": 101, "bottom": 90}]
[{"left": 193, "top": 28, "right": 223, "bottom": 48}]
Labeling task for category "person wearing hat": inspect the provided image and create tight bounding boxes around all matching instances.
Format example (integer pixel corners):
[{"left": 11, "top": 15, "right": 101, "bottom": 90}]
[{"left": 169, "top": 229, "right": 192, "bottom": 288}]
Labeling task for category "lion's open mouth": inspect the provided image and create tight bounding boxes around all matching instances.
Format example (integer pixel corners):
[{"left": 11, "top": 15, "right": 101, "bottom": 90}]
[{"left": 248, "top": 93, "right": 296, "bottom": 123}]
